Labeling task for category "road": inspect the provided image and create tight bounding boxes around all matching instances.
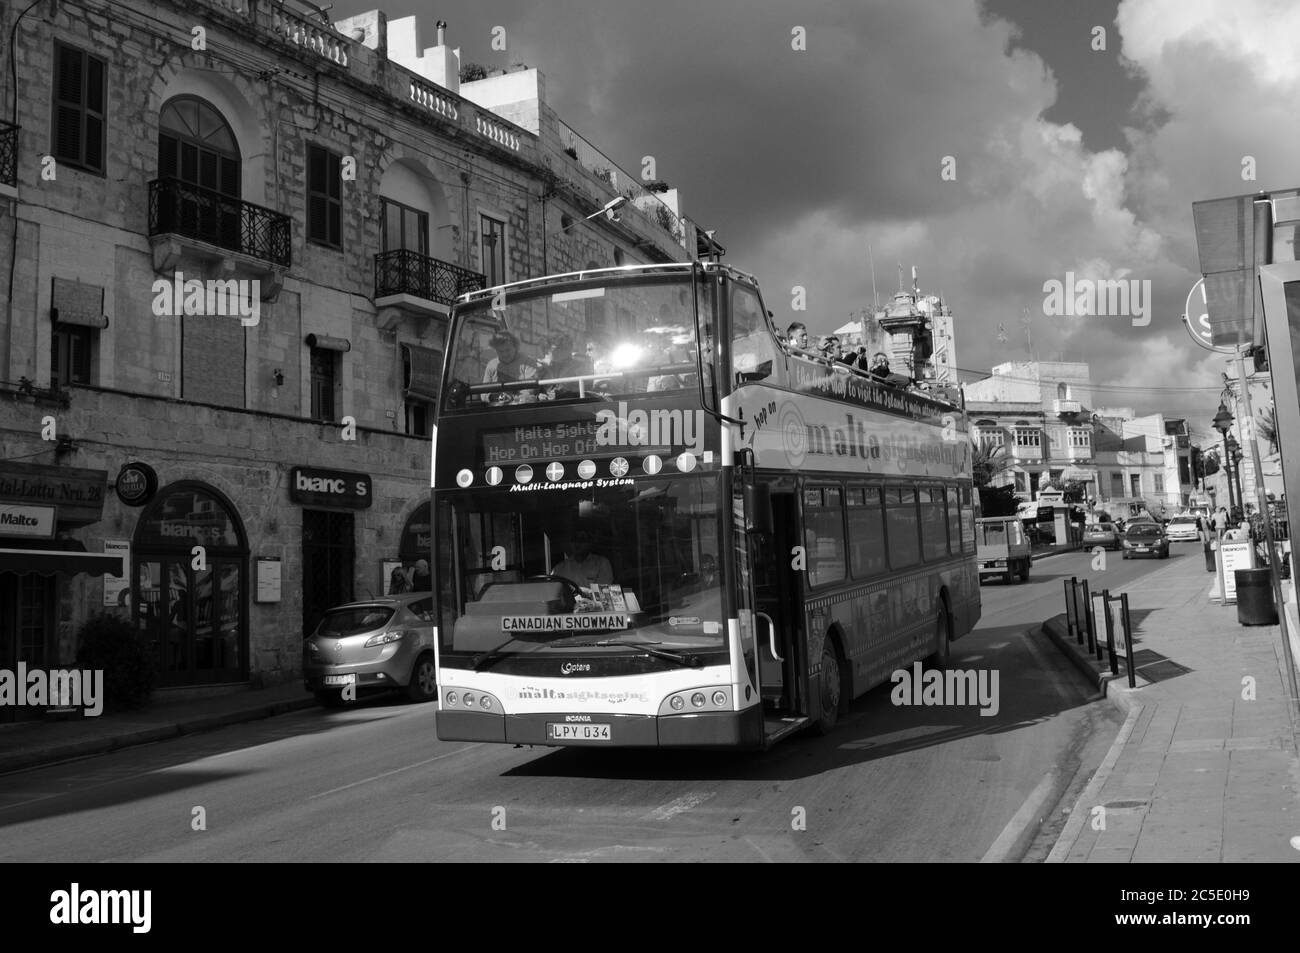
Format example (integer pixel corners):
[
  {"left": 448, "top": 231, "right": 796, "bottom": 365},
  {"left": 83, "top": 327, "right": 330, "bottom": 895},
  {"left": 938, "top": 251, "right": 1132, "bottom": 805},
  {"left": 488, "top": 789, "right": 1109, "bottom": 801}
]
[{"left": 0, "top": 546, "right": 1191, "bottom": 862}]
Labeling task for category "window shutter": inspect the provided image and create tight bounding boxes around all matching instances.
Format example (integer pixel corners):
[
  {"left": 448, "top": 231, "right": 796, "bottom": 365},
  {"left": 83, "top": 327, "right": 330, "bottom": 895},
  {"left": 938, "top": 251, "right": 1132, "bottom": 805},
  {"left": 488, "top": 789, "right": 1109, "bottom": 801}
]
[{"left": 402, "top": 344, "right": 441, "bottom": 401}]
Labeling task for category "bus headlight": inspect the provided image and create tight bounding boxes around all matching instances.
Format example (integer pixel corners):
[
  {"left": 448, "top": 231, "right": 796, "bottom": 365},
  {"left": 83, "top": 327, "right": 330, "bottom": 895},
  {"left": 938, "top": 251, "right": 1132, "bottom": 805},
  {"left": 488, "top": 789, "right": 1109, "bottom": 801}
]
[
  {"left": 712, "top": 691, "right": 727, "bottom": 707},
  {"left": 670, "top": 696, "right": 685, "bottom": 710},
  {"left": 480, "top": 695, "right": 492, "bottom": 710},
  {"left": 463, "top": 692, "right": 476, "bottom": 707},
  {"left": 691, "top": 692, "right": 706, "bottom": 708},
  {"left": 445, "top": 691, "right": 458, "bottom": 707}
]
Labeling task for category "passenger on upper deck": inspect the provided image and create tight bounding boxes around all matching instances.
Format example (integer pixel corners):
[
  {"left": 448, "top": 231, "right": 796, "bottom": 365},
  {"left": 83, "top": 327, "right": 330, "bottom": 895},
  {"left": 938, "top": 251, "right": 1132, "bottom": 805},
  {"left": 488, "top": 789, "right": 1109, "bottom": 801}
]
[
  {"left": 786, "top": 321, "right": 814, "bottom": 356},
  {"left": 482, "top": 330, "right": 539, "bottom": 403}
]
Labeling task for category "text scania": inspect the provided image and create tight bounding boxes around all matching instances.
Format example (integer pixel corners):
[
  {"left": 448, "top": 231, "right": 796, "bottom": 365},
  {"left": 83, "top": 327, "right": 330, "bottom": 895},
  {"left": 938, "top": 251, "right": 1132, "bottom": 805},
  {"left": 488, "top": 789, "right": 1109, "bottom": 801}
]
[{"left": 595, "top": 403, "right": 704, "bottom": 455}]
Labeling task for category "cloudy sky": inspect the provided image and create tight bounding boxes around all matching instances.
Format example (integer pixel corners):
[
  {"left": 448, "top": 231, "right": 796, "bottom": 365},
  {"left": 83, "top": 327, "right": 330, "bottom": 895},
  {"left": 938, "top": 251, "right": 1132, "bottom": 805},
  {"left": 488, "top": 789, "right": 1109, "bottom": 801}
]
[{"left": 330, "top": 0, "right": 1298, "bottom": 439}]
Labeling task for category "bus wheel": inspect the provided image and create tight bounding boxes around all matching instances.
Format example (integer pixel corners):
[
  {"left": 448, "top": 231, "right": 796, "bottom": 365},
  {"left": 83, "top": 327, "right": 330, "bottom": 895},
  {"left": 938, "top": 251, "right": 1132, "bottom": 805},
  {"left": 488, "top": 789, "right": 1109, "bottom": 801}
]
[
  {"left": 812, "top": 641, "right": 843, "bottom": 735},
  {"left": 924, "top": 604, "right": 951, "bottom": 669}
]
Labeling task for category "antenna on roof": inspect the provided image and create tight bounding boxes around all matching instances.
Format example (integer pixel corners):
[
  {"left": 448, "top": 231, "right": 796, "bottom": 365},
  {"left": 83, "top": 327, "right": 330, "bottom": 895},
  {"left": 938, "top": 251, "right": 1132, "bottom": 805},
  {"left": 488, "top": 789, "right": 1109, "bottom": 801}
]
[{"left": 868, "top": 243, "right": 878, "bottom": 310}]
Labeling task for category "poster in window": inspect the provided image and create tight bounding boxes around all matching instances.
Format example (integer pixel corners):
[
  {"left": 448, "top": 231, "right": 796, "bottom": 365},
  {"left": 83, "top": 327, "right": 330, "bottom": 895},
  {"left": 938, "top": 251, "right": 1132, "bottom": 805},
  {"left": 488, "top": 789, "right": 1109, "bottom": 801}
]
[{"left": 103, "top": 539, "right": 131, "bottom": 606}]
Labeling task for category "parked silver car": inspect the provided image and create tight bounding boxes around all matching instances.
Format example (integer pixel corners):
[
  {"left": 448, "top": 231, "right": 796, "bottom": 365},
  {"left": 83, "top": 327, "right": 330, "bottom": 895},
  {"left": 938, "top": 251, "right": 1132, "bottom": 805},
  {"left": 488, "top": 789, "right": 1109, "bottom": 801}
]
[{"left": 303, "top": 593, "right": 439, "bottom": 708}]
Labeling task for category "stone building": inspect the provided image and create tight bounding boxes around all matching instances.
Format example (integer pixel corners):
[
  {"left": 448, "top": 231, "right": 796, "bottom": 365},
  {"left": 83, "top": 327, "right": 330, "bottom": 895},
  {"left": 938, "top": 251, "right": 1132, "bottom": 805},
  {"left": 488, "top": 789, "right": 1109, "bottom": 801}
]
[{"left": 0, "top": 0, "right": 714, "bottom": 701}]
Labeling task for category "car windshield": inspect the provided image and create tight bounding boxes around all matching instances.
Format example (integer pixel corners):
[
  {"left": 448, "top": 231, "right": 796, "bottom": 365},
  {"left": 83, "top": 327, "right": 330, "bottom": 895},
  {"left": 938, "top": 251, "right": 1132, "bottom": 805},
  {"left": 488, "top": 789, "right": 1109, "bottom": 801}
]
[
  {"left": 315, "top": 606, "right": 396, "bottom": 636},
  {"left": 441, "top": 475, "right": 723, "bottom": 660},
  {"left": 441, "top": 274, "right": 711, "bottom": 411},
  {"left": 1126, "top": 525, "right": 1162, "bottom": 537}
]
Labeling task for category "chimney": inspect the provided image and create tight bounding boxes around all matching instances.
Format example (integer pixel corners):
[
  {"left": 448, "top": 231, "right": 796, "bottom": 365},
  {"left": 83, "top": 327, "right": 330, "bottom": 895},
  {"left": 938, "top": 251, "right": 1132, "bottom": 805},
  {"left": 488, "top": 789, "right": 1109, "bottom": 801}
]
[{"left": 437, "top": 19, "right": 446, "bottom": 46}]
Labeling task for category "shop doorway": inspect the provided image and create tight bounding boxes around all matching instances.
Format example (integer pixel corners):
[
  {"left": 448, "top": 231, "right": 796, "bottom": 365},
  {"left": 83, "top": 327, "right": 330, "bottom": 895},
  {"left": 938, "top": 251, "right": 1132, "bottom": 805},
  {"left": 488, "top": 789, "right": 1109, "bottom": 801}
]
[
  {"left": 302, "top": 509, "right": 354, "bottom": 636},
  {"left": 133, "top": 482, "right": 248, "bottom": 687}
]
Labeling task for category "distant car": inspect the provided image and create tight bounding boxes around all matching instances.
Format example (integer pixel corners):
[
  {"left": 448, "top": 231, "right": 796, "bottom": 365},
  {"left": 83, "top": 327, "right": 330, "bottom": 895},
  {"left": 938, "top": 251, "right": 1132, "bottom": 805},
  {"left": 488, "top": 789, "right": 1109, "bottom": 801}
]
[
  {"left": 303, "top": 593, "right": 439, "bottom": 708},
  {"left": 1163, "top": 516, "right": 1201, "bottom": 542},
  {"left": 1121, "top": 522, "right": 1169, "bottom": 559},
  {"left": 1082, "top": 521, "right": 1120, "bottom": 550}
]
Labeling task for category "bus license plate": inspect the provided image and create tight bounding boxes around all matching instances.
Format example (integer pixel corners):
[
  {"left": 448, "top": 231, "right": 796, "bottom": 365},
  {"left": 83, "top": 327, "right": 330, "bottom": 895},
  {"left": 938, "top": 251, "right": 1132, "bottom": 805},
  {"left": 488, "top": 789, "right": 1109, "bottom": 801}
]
[
  {"left": 547, "top": 723, "right": 611, "bottom": 742},
  {"left": 324, "top": 674, "right": 355, "bottom": 686}
]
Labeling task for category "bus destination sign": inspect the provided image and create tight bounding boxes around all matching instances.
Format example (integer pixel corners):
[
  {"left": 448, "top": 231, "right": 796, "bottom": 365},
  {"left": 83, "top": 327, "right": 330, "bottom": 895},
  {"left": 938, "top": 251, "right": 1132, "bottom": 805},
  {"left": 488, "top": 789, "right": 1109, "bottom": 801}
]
[
  {"left": 481, "top": 404, "right": 707, "bottom": 464},
  {"left": 482, "top": 419, "right": 605, "bottom": 464}
]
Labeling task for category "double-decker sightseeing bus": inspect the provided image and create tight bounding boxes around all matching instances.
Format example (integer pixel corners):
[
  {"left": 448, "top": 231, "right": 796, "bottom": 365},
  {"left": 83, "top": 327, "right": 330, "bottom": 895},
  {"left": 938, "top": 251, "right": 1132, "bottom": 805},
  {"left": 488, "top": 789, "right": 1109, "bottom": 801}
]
[{"left": 431, "top": 261, "right": 980, "bottom": 749}]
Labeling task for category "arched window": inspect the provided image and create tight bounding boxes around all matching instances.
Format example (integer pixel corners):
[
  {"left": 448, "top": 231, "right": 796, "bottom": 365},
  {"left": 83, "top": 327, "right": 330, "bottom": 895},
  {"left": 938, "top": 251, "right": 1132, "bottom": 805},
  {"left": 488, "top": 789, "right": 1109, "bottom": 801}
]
[
  {"left": 158, "top": 96, "right": 240, "bottom": 196},
  {"left": 1057, "top": 382, "right": 1069, "bottom": 400},
  {"left": 132, "top": 483, "right": 248, "bottom": 687}
]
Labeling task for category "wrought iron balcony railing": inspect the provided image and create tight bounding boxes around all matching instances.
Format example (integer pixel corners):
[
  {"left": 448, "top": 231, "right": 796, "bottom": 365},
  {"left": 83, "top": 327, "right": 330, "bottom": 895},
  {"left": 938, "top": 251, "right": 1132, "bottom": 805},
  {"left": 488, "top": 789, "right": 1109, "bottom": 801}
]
[
  {"left": 148, "top": 177, "right": 292, "bottom": 267},
  {"left": 374, "top": 249, "right": 485, "bottom": 306},
  {"left": 0, "top": 121, "right": 18, "bottom": 189}
]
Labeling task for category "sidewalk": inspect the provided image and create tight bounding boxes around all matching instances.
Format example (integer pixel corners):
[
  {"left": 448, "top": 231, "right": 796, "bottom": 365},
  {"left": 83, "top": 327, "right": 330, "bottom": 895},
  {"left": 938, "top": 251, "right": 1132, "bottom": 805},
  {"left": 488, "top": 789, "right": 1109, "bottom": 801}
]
[
  {"left": 0, "top": 681, "right": 316, "bottom": 775},
  {"left": 1041, "top": 551, "right": 1300, "bottom": 862}
]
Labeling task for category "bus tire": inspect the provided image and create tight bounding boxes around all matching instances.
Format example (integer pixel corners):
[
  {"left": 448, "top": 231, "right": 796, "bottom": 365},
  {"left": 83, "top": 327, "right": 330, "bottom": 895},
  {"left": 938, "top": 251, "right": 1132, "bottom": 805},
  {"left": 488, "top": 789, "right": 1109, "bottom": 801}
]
[
  {"left": 811, "top": 636, "right": 846, "bottom": 736},
  {"left": 924, "top": 601, "right": 952, "bottom": 670}
]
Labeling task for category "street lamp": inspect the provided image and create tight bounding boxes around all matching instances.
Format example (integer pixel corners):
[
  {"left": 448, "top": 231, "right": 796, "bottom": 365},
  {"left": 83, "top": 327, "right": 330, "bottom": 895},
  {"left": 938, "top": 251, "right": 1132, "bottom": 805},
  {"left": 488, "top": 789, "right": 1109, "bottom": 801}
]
[{"left": 1212, "top": 401, "right": 1236, "bottom": 512}]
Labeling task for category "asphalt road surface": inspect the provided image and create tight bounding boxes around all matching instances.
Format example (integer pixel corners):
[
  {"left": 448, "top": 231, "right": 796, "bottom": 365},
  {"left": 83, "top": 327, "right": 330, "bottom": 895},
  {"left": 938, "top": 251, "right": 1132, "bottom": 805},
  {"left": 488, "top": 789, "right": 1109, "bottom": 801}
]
[{"left": 0, "top": 546, "right": 1192, "bottom": 862}]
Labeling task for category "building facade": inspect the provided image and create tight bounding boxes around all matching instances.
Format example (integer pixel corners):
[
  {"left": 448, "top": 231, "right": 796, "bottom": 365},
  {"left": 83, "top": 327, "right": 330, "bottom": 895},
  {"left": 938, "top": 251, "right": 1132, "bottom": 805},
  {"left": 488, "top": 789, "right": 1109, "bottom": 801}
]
[
  {"left": 964, "top": 361, "right": 1098, "bottom": 500},
  {"left": 0, "top": 0, "right": 710, "bottom": 698}
]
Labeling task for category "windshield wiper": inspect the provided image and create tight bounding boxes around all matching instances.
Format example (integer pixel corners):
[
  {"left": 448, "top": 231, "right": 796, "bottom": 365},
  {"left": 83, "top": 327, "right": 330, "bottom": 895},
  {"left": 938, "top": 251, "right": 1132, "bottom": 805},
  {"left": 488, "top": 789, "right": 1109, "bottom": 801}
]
[{"left": 579, "top": 639, "right": 704, "bottom": 668}]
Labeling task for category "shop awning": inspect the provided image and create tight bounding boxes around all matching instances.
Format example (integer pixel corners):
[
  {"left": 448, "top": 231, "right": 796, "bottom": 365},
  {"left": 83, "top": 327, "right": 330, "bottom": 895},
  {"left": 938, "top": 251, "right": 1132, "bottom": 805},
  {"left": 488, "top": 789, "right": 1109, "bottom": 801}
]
[
  {"left": 1059, "top": 467, "right": 1098, "bottom": 483},
  {"left": 0, "top": 548, "right": 123, "bottom": 577}
]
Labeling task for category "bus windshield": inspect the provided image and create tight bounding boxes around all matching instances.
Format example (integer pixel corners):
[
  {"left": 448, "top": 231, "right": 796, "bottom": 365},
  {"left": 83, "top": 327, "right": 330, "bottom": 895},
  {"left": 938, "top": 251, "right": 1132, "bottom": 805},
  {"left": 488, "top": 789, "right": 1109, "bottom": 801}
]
[
  {"left": 441, "top": 275, "right": 711, "bottom": 411},
  {"left": 442, "top": 475, "right": 724, "bottom": 663}
]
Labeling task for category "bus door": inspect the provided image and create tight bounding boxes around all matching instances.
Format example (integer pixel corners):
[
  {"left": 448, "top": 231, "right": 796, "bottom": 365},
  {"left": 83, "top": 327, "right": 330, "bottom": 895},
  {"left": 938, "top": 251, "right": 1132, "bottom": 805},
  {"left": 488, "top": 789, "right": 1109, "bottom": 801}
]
[{"left": 752, "top": 491, "right": 802, "bottom": 716}]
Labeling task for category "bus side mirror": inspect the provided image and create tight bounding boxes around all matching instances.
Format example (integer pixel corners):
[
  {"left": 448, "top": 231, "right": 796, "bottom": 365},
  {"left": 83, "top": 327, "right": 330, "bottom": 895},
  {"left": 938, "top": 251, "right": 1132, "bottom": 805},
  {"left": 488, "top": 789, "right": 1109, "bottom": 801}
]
[{"left": 745, "top": 483, "right": 773, "bottom": 535}]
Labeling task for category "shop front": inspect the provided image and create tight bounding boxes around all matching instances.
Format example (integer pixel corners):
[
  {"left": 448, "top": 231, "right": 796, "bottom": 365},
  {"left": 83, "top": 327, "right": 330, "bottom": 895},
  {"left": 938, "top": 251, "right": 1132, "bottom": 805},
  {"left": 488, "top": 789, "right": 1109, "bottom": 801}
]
[
  {"left": 131, "top": 482, "right": 249, "bottom": 687},
  {"left": 0, "top": 462, "right": 121, "bottom": 721}
]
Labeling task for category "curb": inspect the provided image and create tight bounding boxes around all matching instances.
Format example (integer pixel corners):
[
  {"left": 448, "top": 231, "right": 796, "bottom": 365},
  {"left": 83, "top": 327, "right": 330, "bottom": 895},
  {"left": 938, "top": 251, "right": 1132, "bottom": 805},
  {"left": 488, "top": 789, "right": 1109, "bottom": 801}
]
[
  {"left": 0, "top": 696, "right": 318, "bottom": 776},
  {"left": 1037, "top": 614, "right": 1146, "bottom": 863}
]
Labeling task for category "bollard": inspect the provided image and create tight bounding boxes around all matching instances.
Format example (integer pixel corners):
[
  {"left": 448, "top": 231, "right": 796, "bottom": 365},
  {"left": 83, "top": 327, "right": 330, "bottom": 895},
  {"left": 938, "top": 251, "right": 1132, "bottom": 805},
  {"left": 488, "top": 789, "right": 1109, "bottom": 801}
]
[
  {"left": 1203, "top": 540, "right": 1216, "bottom": 573},
  {"left": 1063, "top": 578, "right": 1075, "bottom": 640},
  {"left": 1082, "top": 579, "right": 1095, "bottom": 654},
  {"left": 1236, "top": 568, "right": 1278, "bottom": 626},
  {"left": 1121, "top": 593, "right": 1136, "bottom": 688},
  {"left": 1103, "top": 590, "right": 1119, "bottom": 676}
]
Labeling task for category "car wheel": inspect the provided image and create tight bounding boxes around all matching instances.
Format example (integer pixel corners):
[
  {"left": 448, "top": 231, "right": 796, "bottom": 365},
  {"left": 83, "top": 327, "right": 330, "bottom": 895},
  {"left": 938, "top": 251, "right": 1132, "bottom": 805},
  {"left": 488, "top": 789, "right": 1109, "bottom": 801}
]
[
  {"left": 811, "top": 639, "right": 844, "bottom": 735},
  {"left": 314, "top": 689, "right": 348, "bottom": 709},
  {"left": 407, "top": 654, "right": 439, "bottom": 703}
]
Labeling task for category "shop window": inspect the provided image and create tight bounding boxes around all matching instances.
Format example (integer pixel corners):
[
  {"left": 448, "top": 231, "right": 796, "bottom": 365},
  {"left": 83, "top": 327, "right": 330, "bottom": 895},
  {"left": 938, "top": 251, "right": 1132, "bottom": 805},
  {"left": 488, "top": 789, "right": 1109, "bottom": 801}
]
[{"left": 133, "top": 483, "right": 247, "bottom": 687}]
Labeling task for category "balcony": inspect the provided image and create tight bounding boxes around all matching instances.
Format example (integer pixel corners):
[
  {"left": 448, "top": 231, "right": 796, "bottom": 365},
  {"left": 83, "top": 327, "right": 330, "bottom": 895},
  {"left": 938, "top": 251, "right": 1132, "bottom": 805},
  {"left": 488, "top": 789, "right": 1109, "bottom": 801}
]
[
  {"left": 374, "top": 249, "right": 485, "bottom": 321},
  {"left": 0, "top": 121, "right": 17, "bottom": 198},
  {"left": 1011, "top": 444, "right": 1042, "bottom": 462},
  {"left": 1053, "top": 399, "right": 1082, "bottom": 415},
  {"left": 1065, "top": 444, "right": 1092, "bottom": 462},
  {"left": 147, "top": 178, "right": 290, "bottom": 299}
]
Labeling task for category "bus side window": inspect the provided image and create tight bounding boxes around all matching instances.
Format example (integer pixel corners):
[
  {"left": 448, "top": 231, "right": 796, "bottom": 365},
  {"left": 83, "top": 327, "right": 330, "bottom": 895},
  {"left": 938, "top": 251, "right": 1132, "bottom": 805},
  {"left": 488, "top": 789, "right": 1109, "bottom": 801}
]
[
  {"left": 946, "top": 486, "right": 961, "bottom": 556},
  {"left": 848, "top": 485, "right": 886, "bottom": 578},
  {"left": 803, "top": 486, "right": 846, "bottom": 587}
]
